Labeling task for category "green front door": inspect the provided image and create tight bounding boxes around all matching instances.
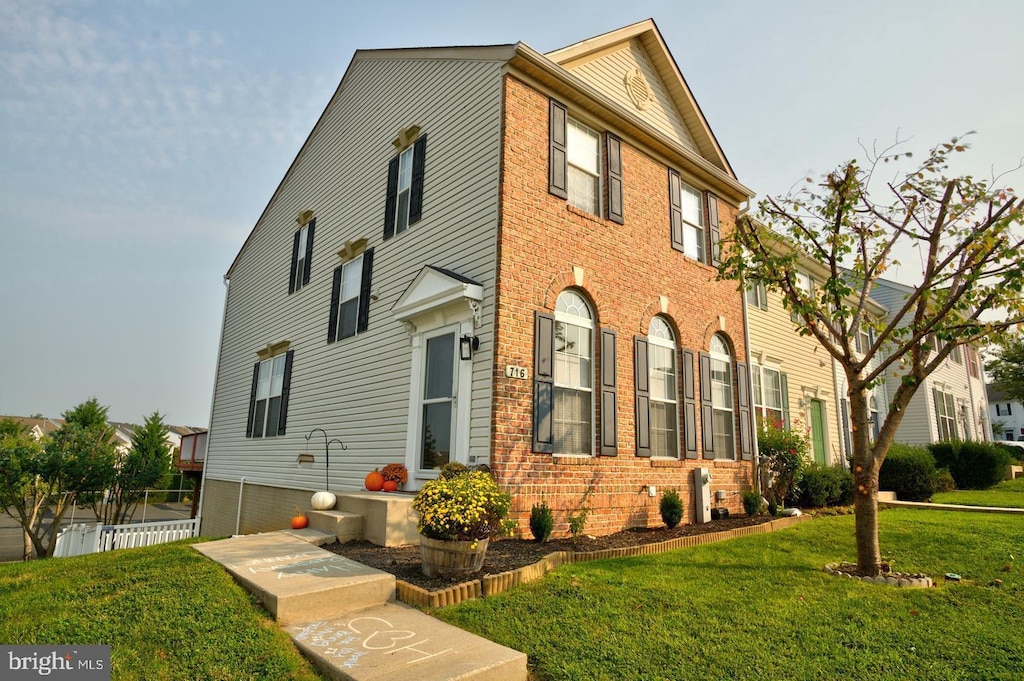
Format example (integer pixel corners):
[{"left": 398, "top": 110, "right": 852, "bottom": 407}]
[{"left": 810, "top": 399, "right": 827, "bottom": 465}]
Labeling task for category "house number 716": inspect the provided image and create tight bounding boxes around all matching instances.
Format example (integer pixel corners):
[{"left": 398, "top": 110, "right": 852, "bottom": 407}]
[{"left": 505, "top": 366, "right": 529, "bottom": 380}]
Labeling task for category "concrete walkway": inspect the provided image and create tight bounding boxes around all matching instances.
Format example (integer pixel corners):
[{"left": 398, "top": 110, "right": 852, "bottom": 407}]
[
  {"left": 195, "top": 530, "right": 526, "bottom": 681},
  {"left": 879, "top": 499, "right": 1024, "bottom": 514}
]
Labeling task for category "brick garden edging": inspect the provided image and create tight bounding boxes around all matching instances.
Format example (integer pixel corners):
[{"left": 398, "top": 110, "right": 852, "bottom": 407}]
[{"left": 395, "top": 515, "right": 812, "bottom": 608}]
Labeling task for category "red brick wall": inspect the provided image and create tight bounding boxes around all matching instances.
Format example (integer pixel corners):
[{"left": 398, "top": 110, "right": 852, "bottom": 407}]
[{"left": 491, "top": 75, "right": 753, "bottom": 538}]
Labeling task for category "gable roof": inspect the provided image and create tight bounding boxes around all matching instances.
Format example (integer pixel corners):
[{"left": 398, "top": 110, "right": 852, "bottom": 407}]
[{"left": 545, "top": 19, "right": 734, "bottom": 178}]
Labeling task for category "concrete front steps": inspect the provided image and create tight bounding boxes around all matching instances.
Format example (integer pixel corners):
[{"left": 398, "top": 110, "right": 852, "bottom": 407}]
[
  {"left": 307, "top": 491, "right": 420, "bottom": 547},
  {"left": 195, "top": 530, "right": 526, "bottom": 681}
]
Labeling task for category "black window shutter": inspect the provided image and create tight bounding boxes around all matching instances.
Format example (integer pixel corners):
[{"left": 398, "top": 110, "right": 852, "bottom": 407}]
[
  {"left": 706, "top": 192, "right": 721, "bottom": 265},
  {"left": 600, "top": 328, "right": 618, "bottom": 456},
  {"left": 669, "top": 169, "right": 684, "bottom": 251},
  {"left": 327, "top": 267, "right": 342, "bottom": 344},
  {"left": 383, "top": 156, "right": 399, "bottom": 240},
  {"left": 681, "top": 348, "right": 698, "bottom": 458},
  {"left": 277, "top": 350, "right": 294, "bottom": 436},
  {"left": 409, "top": 135, "right": 427, "bottom": 225},
  {"left": 634, "top": 337, "right": 651, "bottom": 457},
  {"left": 533, "top": 312, "right": 555, "bottom": 453},
  {"left": 245, "top": 361, "right": 260, "bottom": 438},
  {"left": 606, "top": 133, "right": 624, "bottom": 224},
  {"left": 548, "top": 99, "right": 568, "bottom": 199},
  {"left": 736, "top": 360, "right": 753, "bottom": 460},
  {"left": 288, "top": 230, "right": 300, "bottom": 294},
  {"left": 699, "top": 352, "right": 715, "bottom": 458},
  {"left": 781, "top": 372, "right": 790, "bottom": 429},
  {"left": 302, "top": 220, "right": 315, "bottom": 286},
  {"left": 357, "top": 248, "right": 374, "bottom": 333}
]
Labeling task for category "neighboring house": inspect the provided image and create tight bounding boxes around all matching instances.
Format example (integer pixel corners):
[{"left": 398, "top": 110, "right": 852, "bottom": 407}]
[
  {"left": 871, "top": 278, "right": 990, "bottom": 444},
  {"left": 987, "top": 384, "right": 1024, "bottom": 441},
  {"left": 200, "top": 19, "right": 758, "bottom": 538},
  {"left": 0, "top": 416, "right": 63, "bottom": 441},
  {"left": 745, "top": 251, "right": 889, "bottom": 467}
]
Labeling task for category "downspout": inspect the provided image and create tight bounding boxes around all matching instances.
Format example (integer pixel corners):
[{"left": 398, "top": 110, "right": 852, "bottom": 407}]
[
  {"left": 195, "top": 275, "right": 231, "bottom": 528},
  {"left": 831, "top": 355, "right": 847, "bottom": 469},
  {"left": 964, "top": 347, "right": 981, "bottom": 440},
  {"left": 235, "top": 477, "right": 246, "bottom": 536},
  {"left": 737, "top": 200, "right": 761, "bottom": 490}
]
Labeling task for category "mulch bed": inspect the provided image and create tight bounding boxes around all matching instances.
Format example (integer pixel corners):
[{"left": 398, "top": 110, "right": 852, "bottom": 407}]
[{"left": 324, "top": 515, "right": 771, "bottom": 591}]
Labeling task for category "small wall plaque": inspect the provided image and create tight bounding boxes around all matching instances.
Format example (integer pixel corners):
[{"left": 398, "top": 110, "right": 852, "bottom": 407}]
[{"left": 505, "top": 365, "right": 529, "bottom": 380}]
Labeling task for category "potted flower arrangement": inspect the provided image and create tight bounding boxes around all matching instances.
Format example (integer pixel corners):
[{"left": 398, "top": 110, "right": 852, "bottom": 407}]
[
  {"left": 380, "top": 463, "right": 408, "bottom": 492},
  {"left": 412, "top": 468, "right": 511, "bottom": 577}
]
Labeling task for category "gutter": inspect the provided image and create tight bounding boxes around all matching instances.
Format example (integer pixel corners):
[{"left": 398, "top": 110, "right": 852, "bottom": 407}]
[{"left": 509, "top": 43, "right": 754, "bottom": 203}]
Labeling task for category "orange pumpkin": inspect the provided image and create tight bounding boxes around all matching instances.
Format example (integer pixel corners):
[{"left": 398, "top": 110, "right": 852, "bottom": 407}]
[
  {"left": 382, "top": 479, "right": 398, "bottom": 493},
  {"left": 291, "top": 513, "right": 308, "bottom": 530},
  {"left": 365, "top": 469, "right": 384, "bottom": 492}
]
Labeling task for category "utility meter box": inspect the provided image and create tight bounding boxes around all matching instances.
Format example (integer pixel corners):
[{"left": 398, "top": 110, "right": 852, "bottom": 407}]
[{"left": 694, "top": 467, "right": 712, "bottom": 523}]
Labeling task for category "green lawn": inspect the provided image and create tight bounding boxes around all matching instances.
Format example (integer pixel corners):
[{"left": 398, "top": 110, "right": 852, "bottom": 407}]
[
  {"left": 436, "top": 509, "right": 1024, "bottom": 681},
  {"left": 0, "top": 539, "right": 322, "bottom": 681},
  {"left": 932, "top": 477, "right": 1024, "bottom": 508}
]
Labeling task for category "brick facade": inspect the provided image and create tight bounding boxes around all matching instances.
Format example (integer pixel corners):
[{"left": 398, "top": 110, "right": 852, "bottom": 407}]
[{"left": 491, "top": 75, "right": 753, "bottom": 537}]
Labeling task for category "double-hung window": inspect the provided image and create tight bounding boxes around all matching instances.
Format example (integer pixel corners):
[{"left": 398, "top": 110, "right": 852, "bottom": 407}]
[
  {"left": 548, "top": 99, "right": 624, "bottom": 223},
  {"left": 246, "top": 350, "right": 294, "bottom": 439},
  {"left": 327, "top": 249, "right": 374, "bottom": 343},
  {"left": 669, "top": 171, "right": 721, "bottom": 265},
  {"left": 746, "top": 282, "right": 768, "bottom": 310},
  {"left": 534, "top": 290, "right": 618, "bottom": 456},
  {"left": 709, "top": 334, "right": 735, "bottom": 459},
  {"left": 967, "top": 346, "right": 980, "bottom": 378},
  {"left": 384, "top": 135, "right": 427, "bottom": 240},
  {"left": 289, "top": 220, "right": 315, "bottom": 294},
  {"left": 553, "top": 292, "right": 594, "bottom": 455},
  {"left": 647, "top": 317, "right": 679, "bottom": 458},
  {"left": 752, "top": 364, "right": 786, "bottom": 428},
  {"left": 933, "top": 388, "right": 958, "bottom": 440},
  {"left": 791, "top": 272, "right": 812, "bottom": 322}
]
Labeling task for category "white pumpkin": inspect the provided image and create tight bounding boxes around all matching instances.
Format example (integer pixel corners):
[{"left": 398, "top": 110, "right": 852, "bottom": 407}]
[{"left": 310, "top": 491, "right": 337, "bottom": 510}]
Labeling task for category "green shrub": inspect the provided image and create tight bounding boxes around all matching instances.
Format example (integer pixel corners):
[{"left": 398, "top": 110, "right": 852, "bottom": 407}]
[
  {"left": 660, "top": 489, "right": 684, "bottom": 528},
  {"left": 934, "top": 467, "right": 957, "bottom": 493},
  {"left": 930, "top": 440, "right": 1011, "bottom": 490},
  {"left": 567, "top": 489, "right": 592, "bottom": 541},
  {"left": 741, "top": 489, "right": 764, "bottom": 516},
  {"left": 529, "top": 501, "right": 554, "bottom": 542},
  {"left": 794, "top": 464, "right": 854, "bottom": 508},
  {"left": 995, "top": 442, "right": 1024, "bottom": 463},
  {"left": 879, "top": 443, "right": 936, "bottom": 501},
  {"left": 757, "top": 422, "right": 808, "bottom": 506}
]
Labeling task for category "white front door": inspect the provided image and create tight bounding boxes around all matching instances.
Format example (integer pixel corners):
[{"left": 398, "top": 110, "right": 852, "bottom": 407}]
[{"left": 406, "top": 322, "right": 473, "bottom": 488}]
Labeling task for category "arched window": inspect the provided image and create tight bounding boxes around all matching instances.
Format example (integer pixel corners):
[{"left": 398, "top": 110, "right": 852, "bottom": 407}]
[
  {"left": 710, "top": 334, "right": 735, "bottom": 459},
  {"left": 648, "top": 317, "right": 678, "bottom": 458},
  {"left": 553, "top": 290, "right": 594, "bottom": 454}
]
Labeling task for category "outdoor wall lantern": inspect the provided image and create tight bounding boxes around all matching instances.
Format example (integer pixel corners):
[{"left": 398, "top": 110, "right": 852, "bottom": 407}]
[{"left": 460, "top": 335, "right": 480, "bottom": 361}]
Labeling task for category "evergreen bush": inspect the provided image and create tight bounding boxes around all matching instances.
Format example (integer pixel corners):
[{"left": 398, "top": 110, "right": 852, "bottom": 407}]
[
  {"left": 879, "top": 443, "right": 936, "bottom": 501},
  {"left": 659, "top": 489, "right": 684, "bottom": 528}
]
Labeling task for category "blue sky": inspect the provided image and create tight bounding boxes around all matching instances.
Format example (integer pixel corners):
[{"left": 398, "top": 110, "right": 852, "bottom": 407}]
[{"left": 2, "top": 0, "right": 1022, "bottom": 427}]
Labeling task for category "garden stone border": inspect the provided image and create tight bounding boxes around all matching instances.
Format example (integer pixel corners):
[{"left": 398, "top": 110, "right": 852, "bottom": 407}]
[
  {"left": 824, "top": 561, "right": 934, "bottom": 588},
  {"left": 396, "top": 515, "right": 812, "bottom": 608}
]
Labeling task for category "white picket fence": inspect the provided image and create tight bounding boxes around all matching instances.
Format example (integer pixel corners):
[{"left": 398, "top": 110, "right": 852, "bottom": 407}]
[{"left": 53, "top": 517, "right": 200, "bottom": 558}]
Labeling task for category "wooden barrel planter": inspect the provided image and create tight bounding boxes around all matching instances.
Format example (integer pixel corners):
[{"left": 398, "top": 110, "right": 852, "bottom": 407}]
[{"left": 420, "top": 536, "right": 489, "bottom": 577}]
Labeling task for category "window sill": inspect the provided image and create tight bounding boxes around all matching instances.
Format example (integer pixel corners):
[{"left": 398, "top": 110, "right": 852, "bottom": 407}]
[
  {"left": 650, "top": 457, "right": 682, "bottom": 467},
  {"left": 669, "top": 244, "right": 716, "bottom": 270},
  {"left": 565, "top": 204, "right": 606, "bottom": 224},
  {"left": 552, "top": 454, "right": 598, "bottom": 466}
]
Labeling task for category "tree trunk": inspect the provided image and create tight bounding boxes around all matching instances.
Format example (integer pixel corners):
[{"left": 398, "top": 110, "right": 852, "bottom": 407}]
[
  {"left": 854, "top": 482, "right": 881, "bottom": 575},
  {"left": 848, "top": 382, "right": 882, "bottom": 575},
  {"left": 22, "top": 529, "right": 33, "bottom": 561}
]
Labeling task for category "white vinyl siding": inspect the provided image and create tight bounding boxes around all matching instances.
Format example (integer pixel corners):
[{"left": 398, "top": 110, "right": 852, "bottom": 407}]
[
  {"left": 206, "top": 53, "right": 506, "bottom": 491},
  {"left": 563, "top": 40, "right": 698, "bottom": 154}
]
